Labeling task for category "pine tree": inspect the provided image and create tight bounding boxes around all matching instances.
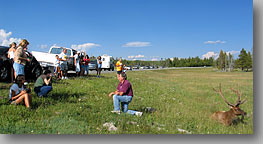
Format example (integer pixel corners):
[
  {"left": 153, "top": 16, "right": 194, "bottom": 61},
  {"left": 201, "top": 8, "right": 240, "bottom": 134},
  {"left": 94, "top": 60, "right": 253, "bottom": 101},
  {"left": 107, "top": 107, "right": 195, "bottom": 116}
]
[
  {"left": 217, "top": 50, "right": 225, "bottom": 71},
  {"left": 238, "top": 48, "right": 248, "bottom": 71}
]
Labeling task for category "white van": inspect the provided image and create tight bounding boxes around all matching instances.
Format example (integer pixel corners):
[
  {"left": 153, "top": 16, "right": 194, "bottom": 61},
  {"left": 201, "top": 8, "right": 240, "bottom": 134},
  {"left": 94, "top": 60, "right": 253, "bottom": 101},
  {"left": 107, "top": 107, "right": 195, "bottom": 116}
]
[{"left": 101, "top": 54, "right": 114, "bottom": 71}]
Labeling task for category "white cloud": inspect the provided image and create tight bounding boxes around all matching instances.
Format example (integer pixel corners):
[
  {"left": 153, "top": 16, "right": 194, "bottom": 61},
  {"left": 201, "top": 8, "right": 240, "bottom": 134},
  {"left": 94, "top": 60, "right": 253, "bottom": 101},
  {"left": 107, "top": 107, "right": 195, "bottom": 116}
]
[
  {"left": 0, "top": 29, "right": 22, "bottom": 46},
  {"left": 151, "top": 58, "right": 158, "bottom": 61},
  {"left": 71, "top": 43, "right": 101, "bottom": 51},
  {"left": 204, "top": 40, "right": 226, "bottom": 44},
  {"left": 128, "top": 54, "right": 145, "bottom": 59},
  {"left": 226, "top": 50, "right": 239, "bottom": 55},
  {"left": 122, "top": 41, "right": 151, "bottom": 47},
  {"left": 202, "top": 51, "right": 218, "bottom": 59}
]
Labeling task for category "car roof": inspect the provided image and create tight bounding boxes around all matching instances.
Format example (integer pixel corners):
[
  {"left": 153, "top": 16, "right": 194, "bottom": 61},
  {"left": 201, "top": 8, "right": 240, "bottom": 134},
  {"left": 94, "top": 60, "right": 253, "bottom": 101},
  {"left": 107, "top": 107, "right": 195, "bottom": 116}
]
[{"left": 0, "top": 46, "right": 9, "bottom": 55}]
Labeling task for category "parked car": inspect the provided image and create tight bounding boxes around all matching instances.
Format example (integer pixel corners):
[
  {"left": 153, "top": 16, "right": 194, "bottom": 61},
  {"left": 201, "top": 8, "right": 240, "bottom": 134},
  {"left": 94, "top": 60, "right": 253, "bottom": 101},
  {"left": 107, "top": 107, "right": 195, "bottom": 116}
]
[
  {"left": 0, "top": 46, "right": 42, "bottom": 82},
  {"left": 88, "top": 60, "right": 97, "bottom": 71},
  {"left": 132, "top": 65, "right": 140, "bottom": 69},
  {"left": 124, "top": 66, "right": 132, "bottom": 70}
]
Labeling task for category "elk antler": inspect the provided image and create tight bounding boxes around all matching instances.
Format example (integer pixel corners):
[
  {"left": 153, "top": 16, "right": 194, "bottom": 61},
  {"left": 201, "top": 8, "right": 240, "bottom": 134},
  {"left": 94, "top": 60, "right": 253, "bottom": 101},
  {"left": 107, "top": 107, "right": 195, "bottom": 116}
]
[
  {"left": 213, "top": 83, "right": 234, "bottom": 107},
  {"left": 230, "top": 86, "right": 247, "bottom": 107}
]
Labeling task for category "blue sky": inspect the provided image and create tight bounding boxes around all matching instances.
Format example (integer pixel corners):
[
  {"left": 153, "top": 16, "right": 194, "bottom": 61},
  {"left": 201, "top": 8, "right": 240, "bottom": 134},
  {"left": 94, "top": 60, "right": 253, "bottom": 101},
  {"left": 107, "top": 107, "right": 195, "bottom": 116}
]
[{"left": 0, "top": 0, "right": 253, "bottom": 61}]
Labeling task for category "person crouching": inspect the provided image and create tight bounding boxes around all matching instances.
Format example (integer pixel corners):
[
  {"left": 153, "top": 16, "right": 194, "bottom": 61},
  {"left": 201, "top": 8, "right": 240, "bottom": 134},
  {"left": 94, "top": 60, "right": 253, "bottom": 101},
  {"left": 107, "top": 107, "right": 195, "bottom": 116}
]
[
  {"left": 34, "top": 70, "right": 53, "bottom": 97},
  {"left": 9, "top": 74, "right": 32, "bottom": 108}
]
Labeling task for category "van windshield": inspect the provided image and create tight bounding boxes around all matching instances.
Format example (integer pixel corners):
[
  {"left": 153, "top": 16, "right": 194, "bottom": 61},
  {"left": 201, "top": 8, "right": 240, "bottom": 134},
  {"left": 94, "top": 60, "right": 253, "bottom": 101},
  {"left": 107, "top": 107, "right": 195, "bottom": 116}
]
[{"left": 50, "top": 48, "right": 71, "bottom": 56}]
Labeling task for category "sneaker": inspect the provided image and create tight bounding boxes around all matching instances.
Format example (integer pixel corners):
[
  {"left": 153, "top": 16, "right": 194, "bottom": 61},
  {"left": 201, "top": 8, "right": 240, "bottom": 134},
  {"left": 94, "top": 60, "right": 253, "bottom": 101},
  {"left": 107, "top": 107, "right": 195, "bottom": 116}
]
[
  {"left": 135, "top": 112, "right": 143, "bottom": 117},
  {"left": 65, "top": 77, "right": 68, "bottom": 79},
  {"left": 111, "top": 110, "right": 121, "bottom": 115},
  {"left": 62, "top": 76, "right": 65, "bottom": 79}
]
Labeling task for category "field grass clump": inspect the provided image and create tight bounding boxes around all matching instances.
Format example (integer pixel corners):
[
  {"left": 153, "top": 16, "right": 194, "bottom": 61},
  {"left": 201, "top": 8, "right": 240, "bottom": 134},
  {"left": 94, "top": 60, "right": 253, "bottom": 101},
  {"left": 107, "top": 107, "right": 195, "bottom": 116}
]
[{"left": 0, "top": 68, "right": 253, "bottom": 134}]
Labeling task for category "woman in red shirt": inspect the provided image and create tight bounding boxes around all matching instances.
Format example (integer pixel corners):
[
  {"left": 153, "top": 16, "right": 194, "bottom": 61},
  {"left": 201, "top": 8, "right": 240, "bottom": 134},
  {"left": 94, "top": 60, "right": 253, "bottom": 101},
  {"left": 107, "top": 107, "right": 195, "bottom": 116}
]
[{"left": 83, "top": 55, "right": 90, "bottom": 76}]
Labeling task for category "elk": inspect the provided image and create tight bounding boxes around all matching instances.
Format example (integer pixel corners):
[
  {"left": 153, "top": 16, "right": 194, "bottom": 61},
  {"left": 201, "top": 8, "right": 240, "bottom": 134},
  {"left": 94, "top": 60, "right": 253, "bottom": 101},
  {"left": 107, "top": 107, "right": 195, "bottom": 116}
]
[{"left": 211, "top": 84, "right": 247, "bottom": 126}]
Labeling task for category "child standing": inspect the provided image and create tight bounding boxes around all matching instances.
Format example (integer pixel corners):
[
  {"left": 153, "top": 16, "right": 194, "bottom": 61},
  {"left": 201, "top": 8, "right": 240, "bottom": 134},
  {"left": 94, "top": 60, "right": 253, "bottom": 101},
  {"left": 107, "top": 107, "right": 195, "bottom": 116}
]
[{"left": 54, "top": 55, "right": 61, "bottom": 79}]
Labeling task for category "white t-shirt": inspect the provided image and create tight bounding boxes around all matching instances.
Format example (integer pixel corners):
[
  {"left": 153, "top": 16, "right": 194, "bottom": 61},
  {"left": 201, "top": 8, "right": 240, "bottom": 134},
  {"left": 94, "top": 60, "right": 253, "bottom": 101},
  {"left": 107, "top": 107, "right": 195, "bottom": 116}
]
[
  {"left": 54, "top": 59, "right": 60, "bottom": 67},
  {"left": 9, "top": 83, "right": 25, "bottom": 100},
  {"left": 59, "top": 52, "right": 68, "bottom": 65},
  {"left": 74, "top": 54, "right": 79, "bottom": 64},
  {"left": 8, "top": 51, "right": 14, "bottom": 59}
]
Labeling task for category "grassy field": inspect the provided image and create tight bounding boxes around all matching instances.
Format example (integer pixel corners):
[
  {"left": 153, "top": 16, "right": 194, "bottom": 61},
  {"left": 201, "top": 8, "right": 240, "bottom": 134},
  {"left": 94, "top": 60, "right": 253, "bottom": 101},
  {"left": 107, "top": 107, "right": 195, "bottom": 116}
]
[{"left": 0, "top": 68, "right": 253, "bottom": 134}]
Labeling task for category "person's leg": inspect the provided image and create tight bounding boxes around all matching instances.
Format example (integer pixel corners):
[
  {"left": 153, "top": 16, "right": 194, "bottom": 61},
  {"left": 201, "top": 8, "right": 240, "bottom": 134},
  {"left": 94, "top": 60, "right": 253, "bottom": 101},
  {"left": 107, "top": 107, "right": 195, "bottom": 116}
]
[
  {"left": 113, "top": 95, "right": 132, "bottom": 111},
  {"left": 39, "top": 86, "right": 53, "bottom": 97},
  {"left": 13, "top": 62, "right": 19, "bottom": 78},
  {"left": 65, "top": 64, "right": 68, "bottom": 78},
  {"left": 23, "top": 93, "right": 30, "bottom": 108},
  {"left": 113, "top": 95, "right": 121, "bottom": 111},
  {"left": 60, "top": 64, "right": 64, "bottom": 78},
  {"left": 28, "top": 94, "right": 32, "bottom": 106},
  {"left": 86, "top": 65, "right": 89, "bottom": 75}
]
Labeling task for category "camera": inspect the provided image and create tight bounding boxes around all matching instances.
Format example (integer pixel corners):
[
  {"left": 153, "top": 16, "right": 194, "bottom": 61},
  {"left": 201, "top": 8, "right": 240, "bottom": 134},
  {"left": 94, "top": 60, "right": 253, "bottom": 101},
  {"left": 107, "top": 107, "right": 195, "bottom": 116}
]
[{"left": 25, "top": 88, "right": 31, "bottom": 93}]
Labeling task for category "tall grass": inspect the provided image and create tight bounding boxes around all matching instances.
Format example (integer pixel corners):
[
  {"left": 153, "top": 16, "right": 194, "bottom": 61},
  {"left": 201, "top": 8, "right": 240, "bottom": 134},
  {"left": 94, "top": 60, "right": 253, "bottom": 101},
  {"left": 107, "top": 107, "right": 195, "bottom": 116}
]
[{"left": 0, "top": 68, "right": 253, "bottom": 134}]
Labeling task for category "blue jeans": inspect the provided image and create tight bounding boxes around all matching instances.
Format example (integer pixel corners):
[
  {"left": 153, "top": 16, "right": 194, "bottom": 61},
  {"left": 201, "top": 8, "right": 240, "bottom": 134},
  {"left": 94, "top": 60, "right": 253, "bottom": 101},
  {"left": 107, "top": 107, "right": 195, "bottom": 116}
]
[
  {"left": 38, "top": 86, "right": 52, "bottom": 97},
  {"left": 13, "top": 62, "right": 24, "bottom": 76},
  {"left": 113, "top": 95, "right": 137, "bottom": 115},
  {"left": 83, "top": 65, "right": 89, "bottom": 74}
]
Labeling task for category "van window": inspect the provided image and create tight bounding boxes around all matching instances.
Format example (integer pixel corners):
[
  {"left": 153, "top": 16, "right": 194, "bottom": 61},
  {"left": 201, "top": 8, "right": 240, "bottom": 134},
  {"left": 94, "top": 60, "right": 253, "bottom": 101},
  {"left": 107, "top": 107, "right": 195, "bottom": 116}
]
[
  {"left": 103, "top": 58, "right": 105, "bottom": 61},
  {"left": 50, "top": 48, "right": 71, "bottom": 56}
]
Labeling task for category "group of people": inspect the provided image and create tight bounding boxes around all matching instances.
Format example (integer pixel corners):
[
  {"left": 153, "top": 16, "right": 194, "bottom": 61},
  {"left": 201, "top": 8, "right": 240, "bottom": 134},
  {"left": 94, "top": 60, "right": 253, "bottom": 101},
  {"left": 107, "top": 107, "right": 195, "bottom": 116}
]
[
  {"left": 9, "top": 69, "right": 53, "bottom": 109},
  {"left": 7, "top": 39, "right": 31, "bottom": 82},
  {"left": 53, "top": 48, "right": 103, "bottom": 79},
  {"left": 7, "top": 41, "right": 142, "bottom": 115}
]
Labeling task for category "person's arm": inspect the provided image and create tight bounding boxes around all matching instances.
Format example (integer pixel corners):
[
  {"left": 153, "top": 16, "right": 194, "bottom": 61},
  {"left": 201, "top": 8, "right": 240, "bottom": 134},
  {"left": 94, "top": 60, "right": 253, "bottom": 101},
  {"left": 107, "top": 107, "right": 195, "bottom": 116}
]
[
  {"left": 109, "top": 90, "right": 121, "bottom": 97},
  {"left": 74, "top": 57, "right": 77, "bottom": 66},
  {"left": 11, "top": 90, "right": 26, "bottom": 100},
  {"left": 44, "top": 78, "right": 51, "bottom": 85},
  {"left": 115, "top": 90, "right": 124, "bottom": 96}
]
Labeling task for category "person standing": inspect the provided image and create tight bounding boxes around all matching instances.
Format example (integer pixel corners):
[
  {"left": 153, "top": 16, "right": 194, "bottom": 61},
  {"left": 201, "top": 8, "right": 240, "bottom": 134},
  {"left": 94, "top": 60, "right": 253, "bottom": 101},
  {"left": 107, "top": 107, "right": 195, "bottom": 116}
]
[
  {"left": 83, "top": 55, "right": 90, "bottom": 76},
  {"left": 59, "top": 48, "right": 68, "bottom": 79},
  {"left": 74, "top": 51, "right": 81, "bottom": 76},
  {"left": 54, "top": 55, "right": 61, "bottom": 79},
  {"left": 9, "top": 74, "right": 32, "bottom": 108},
  {"left": 108, "top": 73, "right": 142, "bottom": 116},
  {"left": 8, "top": 42, "right": 16, "bottom": 59},
  {"left": 34, "top": 70, "right": 53, "bottom": 97},
  {"left": 13, "top": 39, "right": 30, "bottom": 78},
  {"left": 116, "top": 58, "right": 123, "bottom": 77},
  {"left": 96, "top": 56, "right": 102, "bottom": 78},
  {"left": 8, "top": 42, "right": 17, "bottom": 82}
]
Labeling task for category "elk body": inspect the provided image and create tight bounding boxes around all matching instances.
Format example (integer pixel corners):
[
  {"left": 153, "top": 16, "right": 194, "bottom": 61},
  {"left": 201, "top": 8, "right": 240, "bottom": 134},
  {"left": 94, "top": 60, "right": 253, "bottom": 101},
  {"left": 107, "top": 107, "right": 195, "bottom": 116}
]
[{"left": 211, "top": 84, "right": 247, "bottom": 126}]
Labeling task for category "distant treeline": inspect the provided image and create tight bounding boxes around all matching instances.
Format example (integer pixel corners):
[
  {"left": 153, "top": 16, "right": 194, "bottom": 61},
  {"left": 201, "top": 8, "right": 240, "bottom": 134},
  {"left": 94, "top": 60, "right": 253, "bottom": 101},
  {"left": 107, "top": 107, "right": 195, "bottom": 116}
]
[
  {"left": 112, "top": 48, "right": 252, "bottom": 72},
  {"left": 113, "top": 57, "right": 214, "bottom": 68}
]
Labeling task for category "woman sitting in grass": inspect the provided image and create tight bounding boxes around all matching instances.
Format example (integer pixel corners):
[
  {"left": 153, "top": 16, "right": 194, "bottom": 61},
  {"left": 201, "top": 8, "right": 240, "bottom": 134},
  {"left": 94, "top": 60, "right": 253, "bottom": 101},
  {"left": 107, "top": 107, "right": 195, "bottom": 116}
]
[
  {"left": 34, "top": 70, "right": 53, "bottom": 97},
  {"left": 9, "top": 74, "right": 32, "bottom": 108}
]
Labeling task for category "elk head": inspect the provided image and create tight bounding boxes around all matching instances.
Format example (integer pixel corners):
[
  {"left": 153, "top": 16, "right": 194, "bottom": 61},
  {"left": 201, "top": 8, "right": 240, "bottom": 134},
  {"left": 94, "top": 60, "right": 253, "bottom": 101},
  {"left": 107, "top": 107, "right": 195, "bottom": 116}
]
[{"left": 212, "top": 84, "right": 247, "bottom": 125}]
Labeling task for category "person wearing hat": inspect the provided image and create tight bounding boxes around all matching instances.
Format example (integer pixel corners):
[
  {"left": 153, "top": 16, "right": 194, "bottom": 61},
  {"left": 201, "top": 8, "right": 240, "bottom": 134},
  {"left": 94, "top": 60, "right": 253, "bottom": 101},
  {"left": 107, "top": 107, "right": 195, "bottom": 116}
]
[
  {"left": 74, "top": 51, "right": 81, "bottom": 76},
  {"left": 34, "top": 70, "right": 53, "bottom": 97}
]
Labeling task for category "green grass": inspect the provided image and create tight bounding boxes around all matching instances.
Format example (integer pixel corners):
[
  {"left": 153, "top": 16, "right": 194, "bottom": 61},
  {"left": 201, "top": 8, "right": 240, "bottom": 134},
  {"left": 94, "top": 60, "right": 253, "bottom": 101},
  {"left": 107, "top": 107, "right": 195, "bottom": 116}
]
[{"left": 0, "top": 68, "right": 253, "bottom": 134}]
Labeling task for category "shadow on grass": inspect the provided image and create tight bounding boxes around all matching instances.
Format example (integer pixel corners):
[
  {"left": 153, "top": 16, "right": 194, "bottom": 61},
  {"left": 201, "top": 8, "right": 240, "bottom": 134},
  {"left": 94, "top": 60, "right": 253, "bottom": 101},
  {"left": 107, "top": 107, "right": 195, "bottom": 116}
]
[
  {"left": 51, "top": 91, "right": 85, "bottom": 101},
  {"left": 30, "top": 91, "right": 86, "bottom": 110}
]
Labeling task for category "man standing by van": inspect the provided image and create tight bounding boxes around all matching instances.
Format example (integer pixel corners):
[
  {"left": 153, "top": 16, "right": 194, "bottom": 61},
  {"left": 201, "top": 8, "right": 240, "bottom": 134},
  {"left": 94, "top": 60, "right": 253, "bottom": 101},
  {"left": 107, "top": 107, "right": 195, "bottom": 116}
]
[
  {"left": 59, "top": 48, "right": 68, "bottom": 79},
  {"left": 116, "top": 58, "right": 123, "bottom": 77}
]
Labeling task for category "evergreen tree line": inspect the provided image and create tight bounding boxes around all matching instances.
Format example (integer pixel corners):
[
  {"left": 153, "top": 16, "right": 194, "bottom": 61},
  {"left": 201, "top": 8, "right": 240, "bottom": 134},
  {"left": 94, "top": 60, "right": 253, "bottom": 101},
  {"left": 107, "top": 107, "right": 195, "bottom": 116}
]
[
  {"left": 216, "top": 48, "right": 252, "bottom": 72},
  {"left": 112, "top": 48, "right": 252, "bottom": 72}
]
